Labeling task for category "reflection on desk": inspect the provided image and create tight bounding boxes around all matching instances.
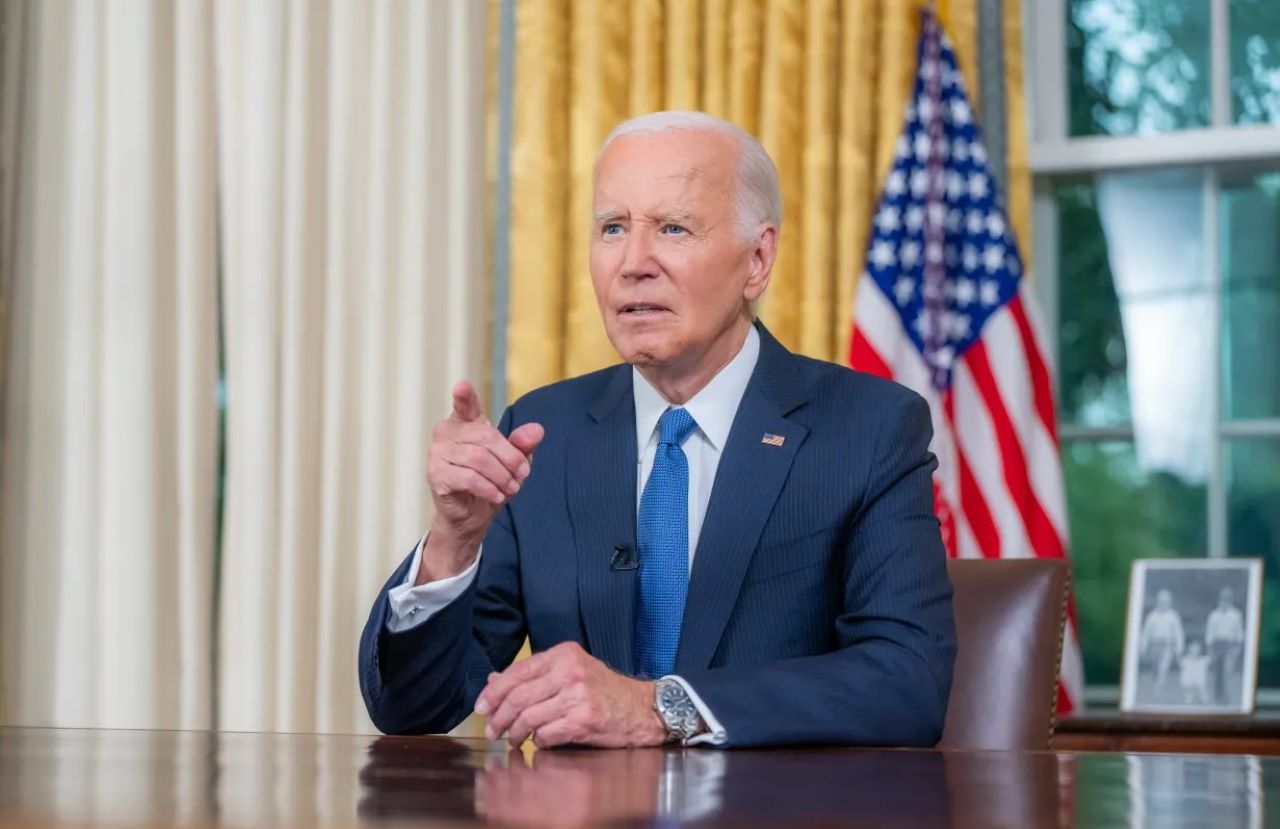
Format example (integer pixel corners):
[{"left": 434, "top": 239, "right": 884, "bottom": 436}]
[{"left": 0, "top": 727, "right": 1275, "bottom": 828}]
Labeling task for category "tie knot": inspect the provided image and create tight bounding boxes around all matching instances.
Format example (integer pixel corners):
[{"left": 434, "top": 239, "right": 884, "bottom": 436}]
[{"left": 658, "top": 407, "right": 697, "bottom": 447}]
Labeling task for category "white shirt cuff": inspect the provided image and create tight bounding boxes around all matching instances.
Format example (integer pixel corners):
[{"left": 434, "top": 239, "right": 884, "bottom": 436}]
[
  {"left": 384, "top": 533, "right": 481, "bottom": 633},
  {"left": 664, "top": 675, "right": 728, "bottom": 745}
]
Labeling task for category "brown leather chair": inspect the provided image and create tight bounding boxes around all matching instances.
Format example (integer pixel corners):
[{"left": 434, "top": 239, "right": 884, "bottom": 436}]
[{"left": 939, "top": 558, "right": 1069, "bottom": 751}]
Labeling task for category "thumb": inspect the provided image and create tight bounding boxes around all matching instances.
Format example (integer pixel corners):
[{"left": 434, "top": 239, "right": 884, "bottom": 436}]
[
  {"left": 451, "top": 380, "right": 487, "bottom": 422},
  {"left": 508, "top": 422, "right": 545, "bottom": 457}
]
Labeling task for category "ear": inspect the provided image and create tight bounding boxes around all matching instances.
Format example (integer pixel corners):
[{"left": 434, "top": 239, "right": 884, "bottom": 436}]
[{"left": 742, "top": 224, "right": 778, "bottom": 303}]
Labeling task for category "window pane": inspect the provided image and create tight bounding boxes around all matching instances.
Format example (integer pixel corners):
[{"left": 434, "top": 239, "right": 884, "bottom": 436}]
[
  {"left": 1066, "top": 441, "right": 1207, "bottom": 686},
  {"left": 1226, "top": 438, "right": 1280, "bottom": 687},
  {"left": 1068, "top": 0, "right": 1211, "bottom": 136},
  {"left": 1057, "top": 170, "right": 1210, "bottom": 449},
  {"left": 1221, "top": 172, "right": 1280, "bottom": 420},
  {"left": 1232, "top": 0, "right": 1280, "bottom": 125}
]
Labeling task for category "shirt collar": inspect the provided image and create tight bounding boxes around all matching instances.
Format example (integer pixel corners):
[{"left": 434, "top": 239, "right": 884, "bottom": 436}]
[{"left": 633, "top": 325, "right": 761, "bottom": 453}]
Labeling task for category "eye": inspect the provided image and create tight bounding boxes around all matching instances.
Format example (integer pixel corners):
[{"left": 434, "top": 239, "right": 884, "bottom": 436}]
[
  {"left": 660, "top": 224, "right": 687, "bottom": 236},
  {"left": 601, "top": 223, "right": 624, "bottom": 237}
]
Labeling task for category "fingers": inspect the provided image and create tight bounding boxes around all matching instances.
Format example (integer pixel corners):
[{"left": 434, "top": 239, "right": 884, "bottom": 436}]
[
  {"left": 484, "top": 671, "right": 564, "bottom": 741},
  {"left": 508, "top": 422, "right": 545, "bottom": 458},
  {"left": 476, "top": 653, "right": 553, "bottom": 719},
  {"left": 451, "top": 380, "right": 487, "bottom": 423},
  {"left": 438, "top": 441, "right": 522, "bottom": 498},
  {"left": 438, "top": 463, "right": 506, "bottom": 505},
  {"left": 505, "top": 694, "right": 573, "bottom": 747}
]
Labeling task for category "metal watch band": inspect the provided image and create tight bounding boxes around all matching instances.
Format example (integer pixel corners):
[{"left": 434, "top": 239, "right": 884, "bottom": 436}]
[{"left": 654, "top": 678, "right": 706, "bottom": 745}]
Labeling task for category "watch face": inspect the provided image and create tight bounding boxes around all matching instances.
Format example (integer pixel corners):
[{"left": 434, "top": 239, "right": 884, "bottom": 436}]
[{"left": 658, "top": 682, "right": 699, "bottom": 726}]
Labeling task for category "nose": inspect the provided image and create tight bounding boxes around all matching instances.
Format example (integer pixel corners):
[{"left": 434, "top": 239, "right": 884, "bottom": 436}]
[{"left": 619, "top": 227, "right": 659, "bottom": 281}]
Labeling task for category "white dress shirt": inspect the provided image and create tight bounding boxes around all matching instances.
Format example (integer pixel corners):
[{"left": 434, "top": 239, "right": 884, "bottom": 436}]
[
  {"left": 1206, "top": 606, "right": 1244, "bottom": 645},
  {"left": 386, "top": 325, "right": 761, "bottom": 746}
]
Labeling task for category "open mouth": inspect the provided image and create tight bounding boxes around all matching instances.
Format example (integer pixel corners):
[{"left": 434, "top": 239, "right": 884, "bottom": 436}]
[{"left": 619, "top": 303, "right": 671, "bottom": 316}]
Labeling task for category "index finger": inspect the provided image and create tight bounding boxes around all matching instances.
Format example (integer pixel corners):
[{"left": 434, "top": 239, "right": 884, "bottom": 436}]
[
  {"left": 475, "top": 653, "right": 552, "bottom": 716},
  {"left": 451, "top": 380, "right": 487, "bottom": 423}
]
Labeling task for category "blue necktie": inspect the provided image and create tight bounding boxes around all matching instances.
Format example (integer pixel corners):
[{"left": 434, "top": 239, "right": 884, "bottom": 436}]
[{"left": 635, "top": 407, "right": 698, "bottom": 679}]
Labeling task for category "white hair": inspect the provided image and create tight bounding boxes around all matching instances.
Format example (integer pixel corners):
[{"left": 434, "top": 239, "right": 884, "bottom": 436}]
[{"left": 598, "top": 110, "right": 782, "bottom": 240}]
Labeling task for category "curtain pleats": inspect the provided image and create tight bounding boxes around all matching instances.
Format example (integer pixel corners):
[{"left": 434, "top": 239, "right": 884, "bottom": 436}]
[
  {"left": 215, "top": 0, "right": 487, "bottom": 734},
  {"left": 0, "top": 0, "right": 218, "bottom": 730},
  {"left": 504, "top": 0, "right": 1030, "bottom": 398}
]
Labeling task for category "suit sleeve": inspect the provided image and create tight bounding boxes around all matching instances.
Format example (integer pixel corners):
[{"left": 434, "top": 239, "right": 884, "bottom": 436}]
[
  {"left": 675, "top": 393, "right": 956, "bottom": 748},
  {"left": 357, "top": 408, "right": 528, "bottom": 735}
]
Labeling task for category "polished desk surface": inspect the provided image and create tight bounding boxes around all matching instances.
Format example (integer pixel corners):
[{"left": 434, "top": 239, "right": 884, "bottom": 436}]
[{"left": 0, "top": 727, "right": 1274, "bottom": 828}]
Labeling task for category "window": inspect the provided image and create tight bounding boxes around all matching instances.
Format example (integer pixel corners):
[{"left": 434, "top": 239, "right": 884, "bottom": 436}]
[{"left": 1026, "top": 0, "right": 1280, "bottom": 706}]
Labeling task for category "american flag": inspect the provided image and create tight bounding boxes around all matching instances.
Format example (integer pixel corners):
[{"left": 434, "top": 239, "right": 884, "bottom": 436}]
[{"left": 849, "top": 11, "right": 1084, "bottom": 712}]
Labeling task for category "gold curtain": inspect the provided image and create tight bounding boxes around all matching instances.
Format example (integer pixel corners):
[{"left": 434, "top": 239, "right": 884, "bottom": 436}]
[{"left": 504, "top": 0, "right": 1031, "bottom": 400}]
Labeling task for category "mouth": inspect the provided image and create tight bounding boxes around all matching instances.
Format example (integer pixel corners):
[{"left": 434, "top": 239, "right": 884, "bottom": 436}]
[{"left": 618, "top": 303, "right": 672, "bottom": 317}]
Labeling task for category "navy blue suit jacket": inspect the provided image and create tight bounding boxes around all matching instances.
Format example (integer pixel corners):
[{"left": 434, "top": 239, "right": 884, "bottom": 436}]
[{"left": 358, "top": 323, "right": 956, "bottom": 747}]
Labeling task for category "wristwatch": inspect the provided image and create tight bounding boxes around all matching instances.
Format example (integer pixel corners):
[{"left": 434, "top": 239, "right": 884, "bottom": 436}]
[{"left": 653, "top": 677, "right": 706, "bottom": 745}]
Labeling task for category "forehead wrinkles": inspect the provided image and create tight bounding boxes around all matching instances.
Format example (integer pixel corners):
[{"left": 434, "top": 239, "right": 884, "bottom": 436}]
[{"left": 594, "top": 163, "right": 732, "bottom": 220}]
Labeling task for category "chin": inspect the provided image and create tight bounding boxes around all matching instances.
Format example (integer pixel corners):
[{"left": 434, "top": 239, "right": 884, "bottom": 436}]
[{"left": 610, "top": 332, "right": 673, "bottom": 368}]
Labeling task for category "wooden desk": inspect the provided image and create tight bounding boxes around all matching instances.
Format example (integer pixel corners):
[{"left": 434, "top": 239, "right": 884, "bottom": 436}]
[
  {"left": 1054, "top": 714, "right": 1280, "bottom": 755},
  {"left": 0, "top": 727, "right": 1274, "bottom": 828}
]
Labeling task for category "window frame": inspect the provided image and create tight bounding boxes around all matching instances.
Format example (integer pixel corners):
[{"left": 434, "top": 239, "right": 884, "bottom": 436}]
[{"left": 1023, "top": 0, "right": 1280, "bottom": 708}]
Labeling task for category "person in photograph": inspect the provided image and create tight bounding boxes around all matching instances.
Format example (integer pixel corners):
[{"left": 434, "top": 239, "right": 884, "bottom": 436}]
[
  {"left": 1139, "top": 589, "right": 1185, "bottom": 692},
  {"left": 1205, "top": 587, "right": 1245, "bottom": 704},
  {"left": 1178, "top": 640, "right": 1210, "bottom": 705}
]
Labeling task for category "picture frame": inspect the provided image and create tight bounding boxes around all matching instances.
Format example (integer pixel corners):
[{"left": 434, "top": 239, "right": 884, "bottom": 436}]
[{"left": 1120, "top": 558, "right": 1264, "bottom": 715}]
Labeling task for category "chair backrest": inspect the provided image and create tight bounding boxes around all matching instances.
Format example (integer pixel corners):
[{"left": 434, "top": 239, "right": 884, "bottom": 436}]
[{"left": 939, "top": 558, "right": 1069, "bottom": 751}]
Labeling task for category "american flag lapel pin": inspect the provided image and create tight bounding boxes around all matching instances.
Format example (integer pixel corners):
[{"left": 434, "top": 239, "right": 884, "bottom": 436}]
[{"left": 761, "top": 433, "right": 786, "bottom": 447}]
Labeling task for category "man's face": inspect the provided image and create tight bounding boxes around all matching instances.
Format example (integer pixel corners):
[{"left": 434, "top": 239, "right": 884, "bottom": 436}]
[{"left": 589, "top": 130, "right": 773, "bottom": 372}]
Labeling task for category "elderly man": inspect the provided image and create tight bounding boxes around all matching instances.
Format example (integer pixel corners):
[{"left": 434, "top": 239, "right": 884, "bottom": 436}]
[{"left": 358, "top": 111, "right": 956, "bottom": 748}]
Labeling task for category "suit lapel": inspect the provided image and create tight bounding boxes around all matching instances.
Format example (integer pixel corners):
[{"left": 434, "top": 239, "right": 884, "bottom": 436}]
[
  {"left": 568, "top": 366, "right": 639, "bottom": 674},
  {"left": 676, "top": 325, "right": 810, "bottom": 672}
]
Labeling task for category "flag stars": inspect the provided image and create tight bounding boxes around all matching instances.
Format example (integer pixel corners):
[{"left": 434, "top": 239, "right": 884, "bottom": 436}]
[
  {"left": 980, "top": 280, "right": 1001, "bottom": 306},
  {"left": 905, "top": 205, "right": 924, "bottom": 232},
  {"left": 948, "top": 313, "right": 972, "bottom": 339},
  {"left": 969, "top": 172, "right": 989, "bottom": 200},
  {"left": 910, "top": 169, "right": 929, "bottom": 198},
  {"left": 894, "top": 276, "right": 916, "bottom": 306},
  {"left": 914, "top": 132, "right": 932, "bottom": 162},
  {"left": 900, "top": 240, "right": 922, "bottom": 267},
  {"left": 950, "top": 99, "right": 972, "bottom": 125},
  {"left": 967, "top": 210, "right": 985, "bottom": 235},
  {"left": 871, "top": 240, "right": 898, "bottom": 270},
  {"left": 875, "top": 205, "right": 902, "bottom": 233},
  {"left": 982, "top": 243, "right": 1006, "bottom": 272},
  {"left": 985, "top": 213, "right": 1006, "bottom": 237},
  {"left": 895, "top": 134, "right": 912, "bottom": 161},
  {"left": 918, "top": 95, "right": 936, "bottom": 124},
  {"left": 928, "top": 345, "right": 956, "bottom": 369},
  {"left": 885, "top": 170, "right": 907, "bottom": 197},
  {"left": 955, "top": 277, "right": 977, "bottom": 306}
]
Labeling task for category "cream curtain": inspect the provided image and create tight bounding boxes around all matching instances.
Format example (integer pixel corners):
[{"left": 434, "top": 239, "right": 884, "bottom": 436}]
[
  {"left": 503, "top": 0, "right": 1030, "bottom": 399},
  {"left": 0, "top": 0, "right": 219, "bottom": 729},
  {"left": 214, "top": 0, "right": 488, "bottom": 733}
]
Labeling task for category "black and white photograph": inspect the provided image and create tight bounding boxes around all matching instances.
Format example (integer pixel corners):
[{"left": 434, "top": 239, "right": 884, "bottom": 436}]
[{"left": 1121, "top": 559, "right": 1264, "bottom": 715}]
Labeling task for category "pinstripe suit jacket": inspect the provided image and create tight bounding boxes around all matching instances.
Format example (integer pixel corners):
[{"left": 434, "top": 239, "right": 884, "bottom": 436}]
[{"left": 358, "top": 322, "right": 956, "bottom": 747}]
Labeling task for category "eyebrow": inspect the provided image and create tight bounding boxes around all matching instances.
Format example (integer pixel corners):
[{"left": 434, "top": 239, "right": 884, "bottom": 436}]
[
  {"left": 648, "top": 210, "right": 700, "bottom": 227},
  {"left": 593, "top": 209, "right": 627, "bottom": 224}
]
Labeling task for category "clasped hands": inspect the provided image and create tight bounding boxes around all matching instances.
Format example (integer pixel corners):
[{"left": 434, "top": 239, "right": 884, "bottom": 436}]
[{"left": 475, "top": 641, "right": 668, "bottom": 748}]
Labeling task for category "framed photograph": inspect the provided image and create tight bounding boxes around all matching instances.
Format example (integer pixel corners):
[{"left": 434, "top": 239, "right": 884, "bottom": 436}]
[{"left": 1120, "top": 558, "right": 1263, "bottom": 715}]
